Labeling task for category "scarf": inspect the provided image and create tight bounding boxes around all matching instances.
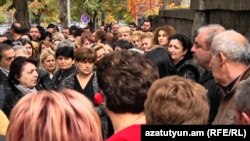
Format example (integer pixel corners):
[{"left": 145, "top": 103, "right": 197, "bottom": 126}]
[{"left": 15, "top": 84, "right": 37, "bottom": 95}]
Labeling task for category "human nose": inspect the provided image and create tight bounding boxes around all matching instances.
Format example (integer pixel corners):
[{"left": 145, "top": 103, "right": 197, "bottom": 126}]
[
  {"left": 191, "top": 45, "right": 196, "bottom": 52},
  {"left": 34, "top": 70, "right": 39, "bottom": 77}
]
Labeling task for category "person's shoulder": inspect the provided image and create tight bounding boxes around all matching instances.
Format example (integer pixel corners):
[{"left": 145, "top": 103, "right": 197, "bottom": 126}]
[
  {"left": 0, "top": 110, "right": 9, "bottom": 136},
  {"left": 107, "top": 125, "right": 141, "bottom": 141}
]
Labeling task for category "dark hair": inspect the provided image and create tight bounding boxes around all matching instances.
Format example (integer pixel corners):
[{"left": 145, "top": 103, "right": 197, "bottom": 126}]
[
  {"left": 96, "top": 50, "right": 159, "bottom": 114},
  {"left": 146, "top": 47, "right": 176, "bottom": 78},
  {"left": 0, "top": 43, "right": 13, "bottom": 60},
  {"left": 55, "top": 46, "right": 74, "bottom": 59},
  {"left": 74, "top": 47, "right": 97, "bottom": 63},
  {"left": 20, "top": 39, "right": 37, "bottom": 60},
  {"left": 168, "top": 34, "right": 193, "bottom": 60},
  {"left": 8, "top": 57, "right": 35, "bottom": 85},
  {"left": 115, "top": 40, "right": 133, "bottom": 50},
  {"left": 0, "top": 34, "right": 12, "bottom": 45},
  {"left": 47, "top": 24, "right": 59, "bottom": 32},
  {"left": 11, "top": 22, "right": 23, "bottom": 34}
]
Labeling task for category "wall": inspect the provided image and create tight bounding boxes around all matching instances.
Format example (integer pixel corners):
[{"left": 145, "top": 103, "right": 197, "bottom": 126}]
[{"left": 152, "top": 0, "right": 250, "bottom": 41}]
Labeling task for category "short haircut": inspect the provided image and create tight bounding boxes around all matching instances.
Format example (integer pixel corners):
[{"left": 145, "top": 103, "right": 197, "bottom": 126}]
[
  {"left": 211, "top": 30, "right": 250, "bottom": 65},
  {"left": 115, "top": 40, "right": 133, "bottom": 50},
  {"left": 235, "top": 78, "right": 250, "bottom": 116},
  {"left": 7, "top": 89, "right": 102, "bottom": 141},
  {"left": 118, "top": 26, "right": 132, "bottom": 35},
  {"left": 145, "top": 76, "right": 209, "bottom": 124},
  {"left": 11, "top": 22, "right": 23, "bottom": 34},
  {"left": 197, "top": 24, "right": 225, "bottom": 49},
  {"left": 8, "top": 57, "right": 35, "bottom": 85},
  {"left": 0, "top": 43, "right": 13, "bottom": 60},
  {"left": 55, "top": 46, "right": 74, "bottom": 59},
  {"left": 57, "top": 39, "right": 74, "bottom": 49},
  {"left": 74, "top": 47, "right": 97, "bottom": 63},
  {"left": 13, "top": 45, "right": 29, "bottom": 57},
  {"left": 96, "top": 50, "right": 159, "bottom": 114}
]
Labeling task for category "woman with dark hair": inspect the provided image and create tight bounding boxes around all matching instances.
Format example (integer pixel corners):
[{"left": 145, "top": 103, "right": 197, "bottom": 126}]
[
  {"left": 167, "top": 33, "right": 200, "bottom": 81},
  {"left": 2, "top": 57, "right": 44, "bottom": 117},
  {"left": 114, "top": 40, "right": 133, "bottom": 51},
  {"left": 146, "top": 46, "right": 176, "bottom": 78},
  {"left": 59, "top": 47, "right": 108, "bottom": 139},
  {"left": 52, "top": 46, "right": 76, "bottom": 88}
]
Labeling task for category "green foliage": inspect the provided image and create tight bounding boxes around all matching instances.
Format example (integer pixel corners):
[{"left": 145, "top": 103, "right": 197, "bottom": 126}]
[
  {"left": 0, "top": 0, "right": 6, "bottom": 6},
  {"left": 28, "top": 0, "right": 60, "bottom": 24},
  {"left": 0, "top": 13, "right": 5, "bottom": 23}
]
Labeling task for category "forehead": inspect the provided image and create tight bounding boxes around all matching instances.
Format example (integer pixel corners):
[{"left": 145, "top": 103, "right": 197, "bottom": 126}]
[
  {"left": 158, "top": 30, "right": 166, "bottom": 34},
  {"left": 143, "top": 22, "right": 151, "bottom": 26},
  {"left": 22, "top": 63, "right": 36, "bottom": 70},
  {"left": 2, "top": 49, "right": 15, "bottom": 57},
  {"left": 30, "top": 27, "right": 39, "bottom": 32}
]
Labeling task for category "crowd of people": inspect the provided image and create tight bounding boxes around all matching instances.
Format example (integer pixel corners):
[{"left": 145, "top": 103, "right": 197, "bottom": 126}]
[{"left": 0, "top": 20, "right": 250, "bottom": 141}]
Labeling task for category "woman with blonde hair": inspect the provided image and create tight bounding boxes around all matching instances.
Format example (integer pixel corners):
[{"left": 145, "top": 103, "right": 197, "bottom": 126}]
[
  {"left": 39, "top": 49, "right": 57, "bottom": 78},
  {"left": 7, "top": 89, "right": 103, "bottom": 141},
  {"left": 38, "top": 40, "right": 56, "bottom": 54}
]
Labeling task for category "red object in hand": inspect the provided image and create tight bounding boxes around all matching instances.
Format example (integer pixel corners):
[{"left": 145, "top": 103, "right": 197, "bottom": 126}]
[{"left": 94, "top": 92, "right": 104, "bottom": 105}]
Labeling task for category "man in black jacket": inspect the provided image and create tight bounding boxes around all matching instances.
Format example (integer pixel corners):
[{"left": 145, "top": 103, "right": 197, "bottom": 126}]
[{"left": 191, "top": 24, "right": 225, "bottom": 124}]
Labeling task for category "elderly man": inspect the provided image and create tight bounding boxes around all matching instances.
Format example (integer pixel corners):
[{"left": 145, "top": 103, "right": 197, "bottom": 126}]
[
  {"left": 210, "top": 30, "right": 250, "bottom": 124},
  {"left": 191, "top": 24, "right": 225, "bottom": 124},
  {"left": 235, "top": 77, "right": 250, "bottom": 124}
]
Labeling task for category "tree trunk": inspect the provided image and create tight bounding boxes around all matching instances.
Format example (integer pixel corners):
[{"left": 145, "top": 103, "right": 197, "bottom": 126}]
[
  {"left": 33, "top": 13, "right": 42, "bottom": 25},
  {"left": 88, "top": 10, "right": 97, "bottom": 30},
  {"left": 59, "top": 0, "right": 69, "bottom": 29},
  {"left": 13, "top": 0, "right": 30, "bottom": 29}
]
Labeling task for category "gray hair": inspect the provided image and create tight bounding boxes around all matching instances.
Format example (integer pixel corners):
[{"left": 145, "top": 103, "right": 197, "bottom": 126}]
[
  {"left": 211, "top": 30, "right": 250, "bottom": 65},
  {"left": 13, "top": 45, "right": 29, "bottom": 57},
  {"left": 235, "top": 77, "right": 250, "bottom": 116},
  {"left": 197, "top": 24, "right": 225, "bottom": 49},
  {"left": 57, "top": 39, "right": 75, "bottom": 49}
]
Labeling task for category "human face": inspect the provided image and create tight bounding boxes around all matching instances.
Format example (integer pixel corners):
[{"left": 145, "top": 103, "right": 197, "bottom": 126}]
[
  {"left": 41, "top": 44, "right": 52, "bottom": 53},
  {"left": 76, "top": 61, "right": 94, "bottom": 76},
  {"left": 53, "top": 40, "right": 60, "bottom": 49},
  {"left": 0, "top": 49, "right": 15, "bottom": 70},
  {"left": 191, "top": 32, "right": 211, "bottom": 70},
  {"left": 96, "top": 48, "right": 106, "bottom": 61},
  {"left": 24, "top": 43, "right": 32, "bottom": 57},
  {"left": 29, "top": 27, "right": 41, "bottom": 41},
  {"left": 132, "top": 36, "right": 142, "bottom": 49},
  {"left": 83, "top": 39, "right": 92, "bottom": 48},
  {"left": 57, "top": 56, "right": 74, "bottom": 70},
  {"left": 42, "top": 55, "right": 56, "bottom": 73},
  {"left": 18, "top": 63, "right": 38, "bottom": 88},
  {"left": 209, "top": 52, "right": 223, "bottom": 85},
  {"left": 142, "top": 22, "right": 151, "bottom": 32},
  {"left": 119, "top": 32, "right": 131, "bottom": 42},
  {"left": 157, "top": 30, "right": 168, "bottom": 46},
  {"left": 112, "top": 25, "right": 120, "bottom": 34},
  {"left": 168, "top": 39, "right": 186, "bottom": 65},
  {"left": 62, "top": 29, "right": 69, "bottom": 39},
  {"left": 142, "top": 37, "right": 153, "bottom": 53}
]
